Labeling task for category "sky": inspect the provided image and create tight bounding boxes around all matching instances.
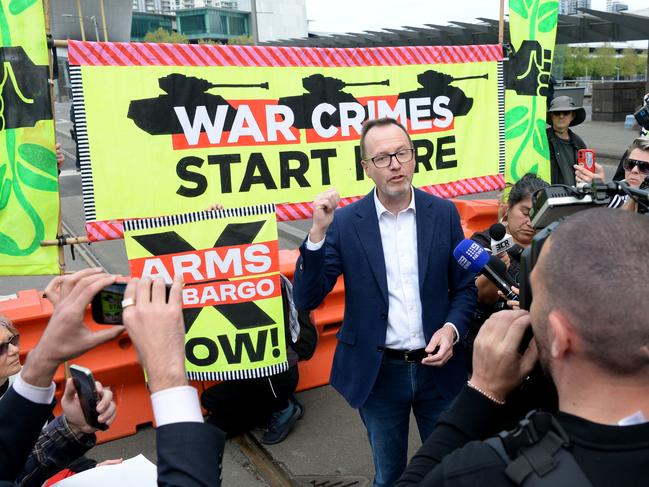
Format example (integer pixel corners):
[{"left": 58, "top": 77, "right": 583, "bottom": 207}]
[{"left": 304, "top": 0, "right": 649, "bottom": 34}]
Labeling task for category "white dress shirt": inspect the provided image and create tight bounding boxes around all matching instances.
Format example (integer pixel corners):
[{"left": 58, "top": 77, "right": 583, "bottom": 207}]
[
  {"left": 13, "top": 370, "right": 203, "bottom": 427},
  {"left": 307, "top": 188, "right": 458, "bottom": 350},
  {"left": 150, "top": 385, "right": 204, "bottom": 426}
]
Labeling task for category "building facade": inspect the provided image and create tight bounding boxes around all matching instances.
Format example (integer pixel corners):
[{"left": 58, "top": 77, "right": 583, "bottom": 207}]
[
  {"left": 254, "top": 0, "right": 307, "bottom": 43},
  {"left": 559, "top": 0, "right": 591, "bottom": 15},
  {"left": 132, "top": 0, "right": 174, "bottom": 14}
]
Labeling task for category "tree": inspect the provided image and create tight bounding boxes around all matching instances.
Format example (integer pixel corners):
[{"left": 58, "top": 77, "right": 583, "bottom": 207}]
[
  {"left": 618, "top": 48, "right": 639, "bottom": 78},
  {"left": 143, "top": 27, "right": 188, "bottom": 44},
  {"left": 227, "top": 35, "right": 254, "bottom": 45},
  {"left": 563, "top": 46, "right": 590, "bottom": 79},
  {"left": 590, "top": 45, "right": 617, "bottom": 78}
]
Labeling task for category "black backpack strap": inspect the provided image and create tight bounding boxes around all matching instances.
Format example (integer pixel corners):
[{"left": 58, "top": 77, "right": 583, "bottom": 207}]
[{"left": 485, "top": 411, "right": 594, "bottom": 487}]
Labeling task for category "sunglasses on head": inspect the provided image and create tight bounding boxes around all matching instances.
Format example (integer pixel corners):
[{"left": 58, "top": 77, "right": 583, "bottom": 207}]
[
  {"left": 623, "top": 158, "right": 649, "bottom": 174},
  {"left": 0, "top": 334, "right": 19, "bottom": 355}
]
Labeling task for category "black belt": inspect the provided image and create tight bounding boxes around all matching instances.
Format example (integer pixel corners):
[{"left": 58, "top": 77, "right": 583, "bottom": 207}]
[{"left": 383, "top": 348, "right": 427, "bottom": 362}]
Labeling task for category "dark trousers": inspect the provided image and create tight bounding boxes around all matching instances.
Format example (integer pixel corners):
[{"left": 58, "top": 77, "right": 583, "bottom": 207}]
[
  {"left": 359, "top": 356, "right": 454, "bottom": 487},
  {"left": 201, "top": 365, "right": 299, "bottom": 437}
]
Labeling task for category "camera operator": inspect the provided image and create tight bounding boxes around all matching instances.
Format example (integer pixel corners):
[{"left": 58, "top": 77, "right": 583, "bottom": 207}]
[
  {"left": 396, "top": 208, "right": 649, "bottom": 486},
  {"left": 613, "top": 93, "right": 649, "bottom": 182}
]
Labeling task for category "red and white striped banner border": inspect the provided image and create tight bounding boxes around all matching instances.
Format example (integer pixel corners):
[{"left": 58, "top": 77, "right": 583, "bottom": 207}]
[
  {"left": 69, "top": 40, "right": 502, "bottom": 68},
  {"left": 84, "top": 175, "right": 505, "bottom": 242},
  {"left": 86, "top": 220, "right": 124, "bottom": 242}
]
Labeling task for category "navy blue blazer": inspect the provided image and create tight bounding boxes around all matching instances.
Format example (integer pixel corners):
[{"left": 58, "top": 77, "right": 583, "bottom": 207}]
[{"left": 293, "top": 189, "right": 477, "bottom": 408}]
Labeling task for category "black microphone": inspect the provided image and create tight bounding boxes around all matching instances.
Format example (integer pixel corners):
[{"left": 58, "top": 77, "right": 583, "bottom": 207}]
[
  {"left": 489, "top": 223, "right": 514, "bottom": 255},
  {"left": 484, "top": 255, "right": 519, "bottom": 301}
]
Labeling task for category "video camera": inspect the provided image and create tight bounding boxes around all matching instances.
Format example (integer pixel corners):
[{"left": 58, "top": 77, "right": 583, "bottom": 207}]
[
  {"left": 518, "top": 179, "right": 649, "bottom": 311},
  {"left": 634, "top": 102, "right": 649, "bottom": 131},
  {"left": 512, "top": 180, "right": 649, "bottom": 351}
]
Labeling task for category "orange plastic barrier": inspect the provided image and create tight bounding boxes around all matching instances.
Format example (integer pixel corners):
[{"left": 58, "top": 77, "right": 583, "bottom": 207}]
[
  {"left": 451, "top": 199, "right": 500, "bottom": 238},
  {"left": 0, "top": 199, "right": 498, "bottom": 443}
]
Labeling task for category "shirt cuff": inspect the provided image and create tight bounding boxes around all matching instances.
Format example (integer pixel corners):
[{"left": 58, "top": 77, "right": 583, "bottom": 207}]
[
  {"left": 151, "top": 386, "right": 204, "bottom": 427},
  {"left": 305, "top": 236, "right": 325, "bottom": 251},
  {"left": 13, "top": 371, "right": 56, "bottom": 405},
  {"left": 443, "top": 322, "right": 460, "bottom": 345}
]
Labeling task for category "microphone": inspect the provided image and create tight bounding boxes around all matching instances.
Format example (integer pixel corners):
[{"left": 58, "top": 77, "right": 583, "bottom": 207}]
[
  {"left": 489, "top": 223, "right": 514, "bottom": 255},
  {"left": 453, "top": 239, "right": 519, "bottom": 301}
]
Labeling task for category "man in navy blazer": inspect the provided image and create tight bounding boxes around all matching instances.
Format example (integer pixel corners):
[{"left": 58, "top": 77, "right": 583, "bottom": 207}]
[{"left": 293, "top": 118, "right": 476, "bottom": 486}]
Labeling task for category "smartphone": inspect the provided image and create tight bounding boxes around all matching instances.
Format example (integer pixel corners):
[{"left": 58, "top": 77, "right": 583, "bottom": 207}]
[
  {"left": 91, "top": 281, "right": 171, "bottom": 324},
  {"left": 91, "top": 282, "right": 127, "bottom": 324},
  {"left": 69, "top": 364, "right": 108, "bottom": 431},
  {"left": 577, "top": 149, "right": 596, "bottom": 173}
]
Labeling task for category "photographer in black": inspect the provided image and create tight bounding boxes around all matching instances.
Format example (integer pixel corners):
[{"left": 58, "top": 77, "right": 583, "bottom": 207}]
[{"left": 396, "top": 208, "right": 649, "bottom": 486}]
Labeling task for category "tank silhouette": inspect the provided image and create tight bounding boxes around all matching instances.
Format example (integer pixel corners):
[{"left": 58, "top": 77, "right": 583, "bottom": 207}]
[
  {"left": 0, "top": 47, "right": 52, "bottom": 131},
  {"left": 278, "top": 74, "right": 389, "bottom": 129},
  {"left": 127, "top": 73, "right": 269, "bottom": 135},
  {"left": 397, "top": 69, "right": 488, "bottom": 121}
]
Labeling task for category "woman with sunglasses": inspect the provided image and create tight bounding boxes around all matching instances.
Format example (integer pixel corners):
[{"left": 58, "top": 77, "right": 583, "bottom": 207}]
[
  {"left": 0, "top": 317, "right": 20, "bottom": 396},
  {"left": 0, "top": 315, "right": 118, "bottom": 486},
  {"left": 609, "top": 137, "right": 649, "bottom": 210}
]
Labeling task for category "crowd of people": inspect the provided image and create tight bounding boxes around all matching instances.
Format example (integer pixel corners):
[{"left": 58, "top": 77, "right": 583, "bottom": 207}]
[{"left": 2, "top": 96, "right": 649, "bottom": 486}]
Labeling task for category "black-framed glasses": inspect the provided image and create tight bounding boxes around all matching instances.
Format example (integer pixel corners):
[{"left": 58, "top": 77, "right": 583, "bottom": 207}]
[
  {"left": 369, "top": 148, "right": 415, "bottom": 168},
  {"left": 0, "top": 334, "right": 19, "bottom": 355},
  {"left": 623, "top": 158, "right": 649, "bottom": 174},
  {"left": 551, "top": 111, "right": 573, "bottom": 117}
]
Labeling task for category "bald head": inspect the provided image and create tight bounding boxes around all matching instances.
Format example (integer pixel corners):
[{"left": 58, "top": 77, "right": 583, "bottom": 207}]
[{"left": 533, "top": 208, "right": 649, "bottom": 375}]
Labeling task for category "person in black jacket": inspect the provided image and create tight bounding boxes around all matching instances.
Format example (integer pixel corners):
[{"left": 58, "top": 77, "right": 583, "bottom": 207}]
[
  {"left": 396, "top": 208, "right": 649, "bottom": 486},
  {"left": 546, "top": 96, "right": 587, "bottom": 185}
]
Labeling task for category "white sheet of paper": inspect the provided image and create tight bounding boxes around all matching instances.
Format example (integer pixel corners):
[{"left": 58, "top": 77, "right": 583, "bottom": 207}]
[{"left": 53, "top": 454, "right": 157, "bottom": 486}]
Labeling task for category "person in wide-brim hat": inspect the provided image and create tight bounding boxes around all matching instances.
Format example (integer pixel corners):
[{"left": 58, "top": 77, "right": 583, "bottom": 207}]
[
  {"left": 545, "top": 95, "right": 589, "bottom": 186},
  {"left": 547, "top": 95, "right": 586, "bottom": 127}
]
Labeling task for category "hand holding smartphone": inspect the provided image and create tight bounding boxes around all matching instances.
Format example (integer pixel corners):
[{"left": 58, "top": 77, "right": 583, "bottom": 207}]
[
  {"left": 69, "top": 364, "right": 108, "bottom": 431},
  {"left": 577, "top": 149, "right": 596, "bottom": 174}
]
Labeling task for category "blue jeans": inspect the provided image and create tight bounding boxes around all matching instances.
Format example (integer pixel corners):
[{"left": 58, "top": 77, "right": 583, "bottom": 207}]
[{"left": 359, "top": 356, "right": 454, "bottom": 487}]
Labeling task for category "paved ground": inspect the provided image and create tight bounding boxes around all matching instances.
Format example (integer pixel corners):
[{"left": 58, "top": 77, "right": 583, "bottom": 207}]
[{"left": 1, "top": 97, "right": 642, "bottom": 485}]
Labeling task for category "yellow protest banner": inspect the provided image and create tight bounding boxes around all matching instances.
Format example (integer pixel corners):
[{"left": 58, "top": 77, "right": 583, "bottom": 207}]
[
  {"left": 69, "top": 41, "right": 505, "bottom": 239},
  {"left": 0, "top": 0, "right": 59, "bottom": 275},
  {"left": 124, "top": 204, "right": 287, "bottom": 380}
]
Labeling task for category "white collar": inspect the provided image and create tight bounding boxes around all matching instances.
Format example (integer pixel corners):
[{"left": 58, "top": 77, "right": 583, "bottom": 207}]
[{"left": 373, "top": 187, "right": 416, "bottom": 219}]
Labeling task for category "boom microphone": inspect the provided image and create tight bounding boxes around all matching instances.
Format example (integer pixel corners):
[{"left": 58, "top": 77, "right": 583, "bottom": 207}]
[
  {"left": 489, "top": 223, "right": 514, "bottom": 255},
  {"left": 453, "top": 239, "right": 519, "bottom": 301}
]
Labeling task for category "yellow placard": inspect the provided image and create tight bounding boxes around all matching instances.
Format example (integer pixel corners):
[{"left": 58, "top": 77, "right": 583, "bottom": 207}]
[{"left": 123, "top": 205, "right": 287, "bottom": 380}]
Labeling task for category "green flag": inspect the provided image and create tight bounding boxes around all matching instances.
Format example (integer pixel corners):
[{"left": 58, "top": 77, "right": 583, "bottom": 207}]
[
  {"left": 0, "top": 0, "right": 59, "bottom": 275},
  {"left": 505, "top": 0, "right": 559, "bottom": 183}
]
